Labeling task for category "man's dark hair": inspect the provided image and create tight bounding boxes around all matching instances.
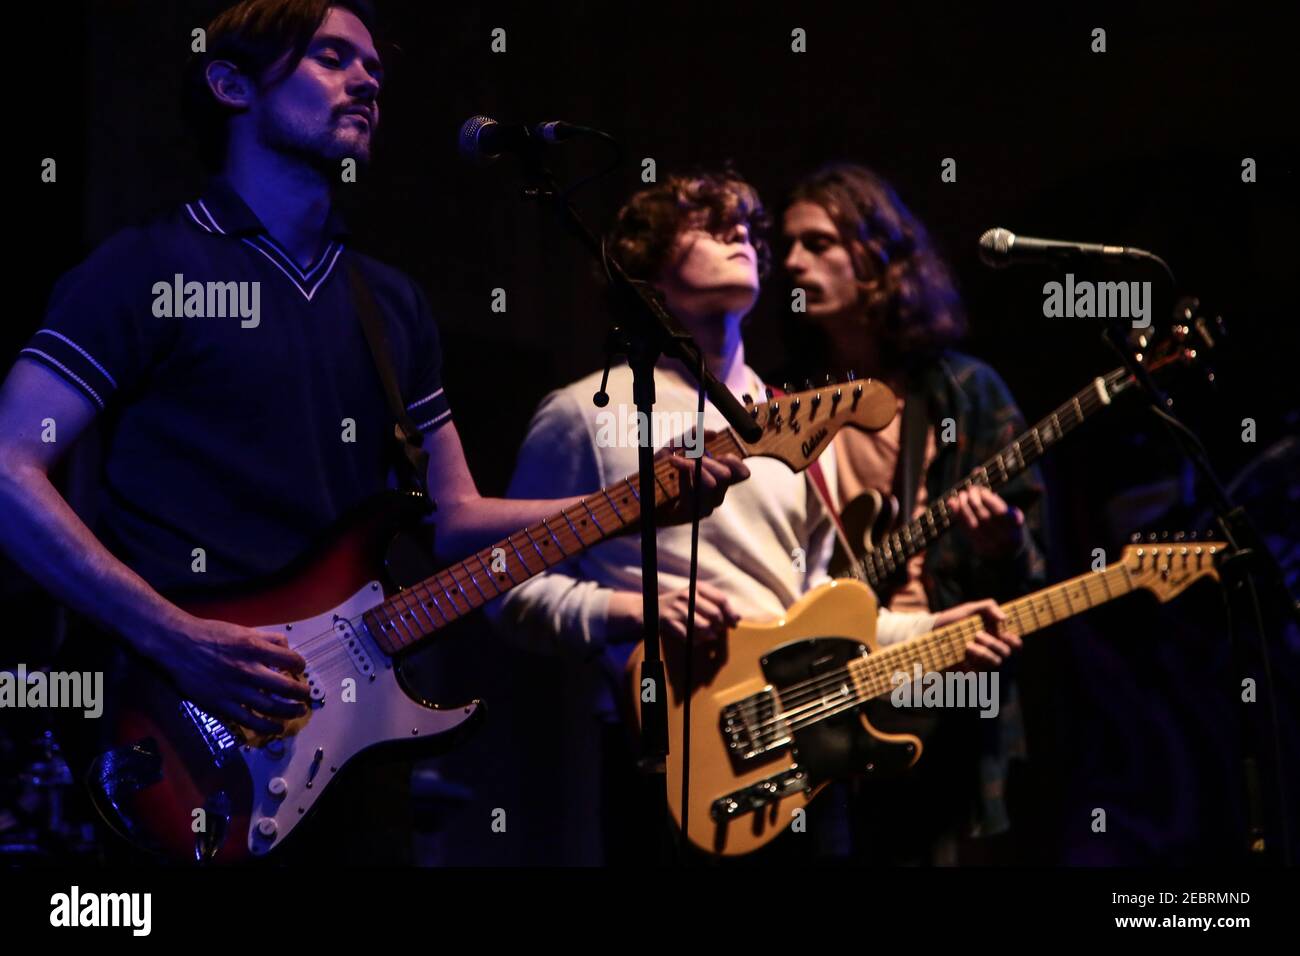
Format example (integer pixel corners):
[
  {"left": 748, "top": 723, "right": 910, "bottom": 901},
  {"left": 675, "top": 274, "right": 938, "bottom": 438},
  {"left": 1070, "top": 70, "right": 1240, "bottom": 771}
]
[
  {"left": 184, "top": 0, "right": 379, "bottom": 171},
  {"left": 789, "top": 163, "right": 966, "bottom": 365}
]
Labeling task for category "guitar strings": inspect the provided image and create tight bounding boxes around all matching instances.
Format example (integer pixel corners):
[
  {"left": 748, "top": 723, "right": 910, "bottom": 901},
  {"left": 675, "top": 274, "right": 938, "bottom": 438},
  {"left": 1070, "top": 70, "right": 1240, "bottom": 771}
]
[
  {"left": 861, "top": 368, "right": 1124, "bottom": 584},
  {"left": 736, "top": 581, "right": 1076, "bottom": 727},
  {"left": 271, "top": 376, "right": 1122, "bottom": 664},
  {"left": 383, "top": 392, "right": 891, "bottom": 652},
  {"left": 731, "top": 569, "right": 1136, "bottom": 741},
  {"left": 731, "top": 568, "right": 1120, "bottom": 725},
  {"left": 236, "top": 429, "right": 748, "bottom": 714},
  {"left": 285, "top": 444, "right": 700, "bottom": 659},
  {"left": 243, "top": 379, "right": 1128, "bottom": 719},
  {"left": 722, "top": 625, "right": 979, "bottom": 743},
  {"left": 337, "top": 391, "right": 878, "bottom": 657},
  {"left": 726, "top": 620, "right": 979, "bottom": 734},
  {"left": 362, "top": 456, "right": 696, "bottom": 652}
]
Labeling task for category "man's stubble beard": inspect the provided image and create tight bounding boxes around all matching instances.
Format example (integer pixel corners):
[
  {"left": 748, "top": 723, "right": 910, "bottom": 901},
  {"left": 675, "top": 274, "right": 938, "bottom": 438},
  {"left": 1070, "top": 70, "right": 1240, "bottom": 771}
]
[{"left": 257, "top": 105, "right": 372, "bottom": 171}]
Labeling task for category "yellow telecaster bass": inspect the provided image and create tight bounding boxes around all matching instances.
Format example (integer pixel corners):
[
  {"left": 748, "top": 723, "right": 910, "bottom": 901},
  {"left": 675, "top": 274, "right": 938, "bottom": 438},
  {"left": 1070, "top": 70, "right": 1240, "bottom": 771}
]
[{"left": 630, "top": 534, "right": 1225, "bottom": 857}]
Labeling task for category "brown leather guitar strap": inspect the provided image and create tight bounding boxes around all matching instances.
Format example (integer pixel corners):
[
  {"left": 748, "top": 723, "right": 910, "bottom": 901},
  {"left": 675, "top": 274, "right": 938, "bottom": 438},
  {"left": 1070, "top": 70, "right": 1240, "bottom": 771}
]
[
  {"left": 892, "top": 373, "right": 930, "bottom": 524},
  {"left": 346, "top": 257, "right": 432, "bottom": 499}
]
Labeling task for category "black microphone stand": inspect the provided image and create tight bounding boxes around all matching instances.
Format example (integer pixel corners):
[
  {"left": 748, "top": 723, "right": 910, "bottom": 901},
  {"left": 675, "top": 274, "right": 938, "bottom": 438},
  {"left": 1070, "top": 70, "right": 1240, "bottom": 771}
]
[
  {"left": 1103, "top": 300, "right": 1297, "bottom": 865},
  {"left": 509, "top": 135, "right": 762, "bottom": 860}
]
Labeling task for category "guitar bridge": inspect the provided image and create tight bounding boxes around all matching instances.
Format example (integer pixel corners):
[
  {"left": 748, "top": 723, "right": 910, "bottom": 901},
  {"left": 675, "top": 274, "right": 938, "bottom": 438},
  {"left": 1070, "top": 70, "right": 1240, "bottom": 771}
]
[{"left": 711, "top": 767, "right": 809, "bottom": 821}]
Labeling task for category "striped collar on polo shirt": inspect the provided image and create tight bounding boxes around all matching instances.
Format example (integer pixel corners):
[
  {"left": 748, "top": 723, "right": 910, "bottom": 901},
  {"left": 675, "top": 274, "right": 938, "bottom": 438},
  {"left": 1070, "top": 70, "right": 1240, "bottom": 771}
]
[{"left": 184, "top": 176, "right": 350, "bottom": 301}]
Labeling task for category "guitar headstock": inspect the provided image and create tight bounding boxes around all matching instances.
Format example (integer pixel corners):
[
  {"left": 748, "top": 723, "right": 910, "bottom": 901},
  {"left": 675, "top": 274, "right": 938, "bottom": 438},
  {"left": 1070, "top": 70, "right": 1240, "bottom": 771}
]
[
  {"left": 1131, "top": 296, "right": 1225, "bottom": 384},
  {"left": 1121, "top": 531, "right": 1226, "bottom": 603},
  {"left": 732, "top": 377, "right": 897, "bottom": 472}
]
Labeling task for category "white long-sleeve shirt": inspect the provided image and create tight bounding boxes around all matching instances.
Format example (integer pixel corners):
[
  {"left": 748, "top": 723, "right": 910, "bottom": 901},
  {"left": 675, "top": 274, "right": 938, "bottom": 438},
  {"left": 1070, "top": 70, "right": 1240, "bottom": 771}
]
[{"left": 485, "top": 362, "right": 937, "bottom": 718}]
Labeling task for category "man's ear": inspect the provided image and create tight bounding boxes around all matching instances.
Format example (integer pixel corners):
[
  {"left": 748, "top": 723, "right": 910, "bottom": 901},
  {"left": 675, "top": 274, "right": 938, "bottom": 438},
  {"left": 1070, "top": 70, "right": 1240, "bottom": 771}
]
[{"left": 205, "top": 60, "right": 254, "bottom": 111}]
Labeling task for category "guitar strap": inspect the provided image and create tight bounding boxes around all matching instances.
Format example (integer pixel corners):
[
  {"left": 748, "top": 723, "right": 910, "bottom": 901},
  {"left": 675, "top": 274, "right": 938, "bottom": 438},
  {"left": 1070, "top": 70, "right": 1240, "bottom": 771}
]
[
  {"left": 346, "top": 258, "right": 432, "bottom": 499},
  {"left": 769, "top": 384, "right": 856, "bottom": 559},
  {"left": 892, "top": 373, "right": 930, "bottom": 526},
  {"left": 806, "top": 457, "right": 857, "bottom": 562}
]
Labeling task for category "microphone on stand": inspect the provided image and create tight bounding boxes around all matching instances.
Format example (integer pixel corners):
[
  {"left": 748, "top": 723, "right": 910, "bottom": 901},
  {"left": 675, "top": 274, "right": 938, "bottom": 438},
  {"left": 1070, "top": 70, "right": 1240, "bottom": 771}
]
[
  {"left": 978, "top": 227, "right": 1153, "bottom": 268},
  {"left": 458, "top": 115, "right": 596, "bottom": 162}
]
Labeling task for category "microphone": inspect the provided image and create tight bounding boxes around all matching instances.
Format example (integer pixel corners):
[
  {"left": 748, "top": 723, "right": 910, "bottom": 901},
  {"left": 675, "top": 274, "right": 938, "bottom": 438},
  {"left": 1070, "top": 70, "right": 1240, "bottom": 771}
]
[
  {"left": 978, "top": 227, "right": 1150, "bottom": 268},
  {"left": 458, "top": 115, "right": 591, "bottom": 162}
]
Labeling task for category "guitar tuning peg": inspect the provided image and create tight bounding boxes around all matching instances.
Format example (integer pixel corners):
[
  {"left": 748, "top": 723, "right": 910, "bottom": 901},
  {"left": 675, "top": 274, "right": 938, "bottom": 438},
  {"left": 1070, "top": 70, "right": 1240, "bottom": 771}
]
[
  {"left": 782, "top": 382, "right": 793, "bottom": 393},
  {"left": 742, "top": 393, "right": 753, "bottom": 406},
  {"left": 1147, "top": 532, "right": 1158, "bottom": 543},
  {"left": 1188, "top": 530, "right": 1198, "bottom": 541},
  {"left": 765, "top": 386, "right": 774, "bottom": 400},
  {"left": 824, "top": 373, "right": 834, "bottom": 385},
  {"left": 1174, "top": 531, "right": 1186, "bottom": 541},
  {"left": 846, "top": 369, "right": 857, "bottom": 382},
  {"left": 803, "top": 379, "right": 813, "bottom": 391},
  {"left": 1130, "top": 532, "right": 1142, "bottom": 543}
]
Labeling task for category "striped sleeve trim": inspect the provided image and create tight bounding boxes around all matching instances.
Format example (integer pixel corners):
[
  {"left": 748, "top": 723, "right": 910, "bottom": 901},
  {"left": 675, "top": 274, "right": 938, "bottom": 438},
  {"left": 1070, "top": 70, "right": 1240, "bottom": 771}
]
[
  {"left": 35, "top": 329, "right": 119, "bottom": 389},
  {"left": 406, "top": 387, "right": 444, "bottom": 411},
  {"left": 407, "top": 387, "right": 451, "bottom": 434},
  {"left": 20, "top": 328, "right": 119, "bottom": 408},
  {"left": 415, "top": 408, "right": 452, "bottom": 433},
  {"left": 19, "top": 349, "right": 106, "bottom": 409}
]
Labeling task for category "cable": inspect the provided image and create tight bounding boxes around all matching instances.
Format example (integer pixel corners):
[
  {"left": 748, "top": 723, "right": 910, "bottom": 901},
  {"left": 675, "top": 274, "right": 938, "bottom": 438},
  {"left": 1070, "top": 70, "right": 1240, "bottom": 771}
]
[{"left": 678, "top": 347, "right": 707, "bottom": 862}]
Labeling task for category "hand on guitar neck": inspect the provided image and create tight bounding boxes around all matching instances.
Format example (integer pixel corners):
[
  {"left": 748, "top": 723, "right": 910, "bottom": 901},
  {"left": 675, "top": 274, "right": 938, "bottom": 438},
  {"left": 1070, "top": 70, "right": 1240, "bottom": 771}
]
[
  {"left": 658, "top": 453, "right": 751, "bottom": 526},
  {"left": 930, "top": 598, "right": 1022, "bottom": 669},
  {"left": 945, "top": 486, "right": 1027, "bottom": 560}
]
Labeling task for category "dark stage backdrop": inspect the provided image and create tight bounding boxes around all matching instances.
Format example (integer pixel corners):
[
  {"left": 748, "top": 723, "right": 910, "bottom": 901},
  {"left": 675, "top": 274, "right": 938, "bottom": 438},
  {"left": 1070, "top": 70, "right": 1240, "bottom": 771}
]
[{"left": 12, "top": 1, "right": 1298, "bottom": 865}]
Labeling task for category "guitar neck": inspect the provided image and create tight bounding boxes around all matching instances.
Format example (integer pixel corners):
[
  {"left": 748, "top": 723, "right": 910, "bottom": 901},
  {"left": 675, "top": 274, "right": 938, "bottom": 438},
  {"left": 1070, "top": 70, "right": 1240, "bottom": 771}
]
[
  {"left": 362, "top": 428, "right": 746, "bottom": 655},
  {"left": 852, "top": 562, "right": 1136, "bottom": 696},
  {"left": 863, "top": 367, "right": 1132, "bottom": 588}
]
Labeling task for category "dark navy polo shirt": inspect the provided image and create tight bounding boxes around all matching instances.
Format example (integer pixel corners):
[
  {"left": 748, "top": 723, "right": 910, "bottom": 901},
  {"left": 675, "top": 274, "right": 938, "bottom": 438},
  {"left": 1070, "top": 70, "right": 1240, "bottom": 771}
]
[{"left": 22, "top": 178, "right": 453, "bottom": 594}]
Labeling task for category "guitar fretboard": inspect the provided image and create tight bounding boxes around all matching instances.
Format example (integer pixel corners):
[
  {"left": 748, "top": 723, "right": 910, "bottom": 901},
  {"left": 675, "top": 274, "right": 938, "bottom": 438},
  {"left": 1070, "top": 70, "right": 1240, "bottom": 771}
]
[
  {"left": 849, "top": 561, "right": 1134, "bottom": 699},
  {"left": 857, "top": 367, "right": 1132, "bottom": 590},
  {"left": 361, "top": 428, "right": 745, "bottom": 656}
]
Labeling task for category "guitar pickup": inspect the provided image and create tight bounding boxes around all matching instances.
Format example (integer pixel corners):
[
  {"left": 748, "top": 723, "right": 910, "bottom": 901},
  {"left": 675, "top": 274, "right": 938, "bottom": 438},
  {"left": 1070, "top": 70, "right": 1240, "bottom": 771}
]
[
  {"left": 720, "top": 689, "right": 790, "bottom": 763},
  {"left": 333, "top": 618, "right": 375, "bottom": 680}
]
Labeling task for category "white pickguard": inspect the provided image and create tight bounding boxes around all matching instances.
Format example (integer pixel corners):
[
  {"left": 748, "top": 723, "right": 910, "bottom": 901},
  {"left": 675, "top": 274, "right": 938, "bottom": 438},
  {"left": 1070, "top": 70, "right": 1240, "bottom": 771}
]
[{"left": 239, "top": 581, "right": 478, "bottom": 855}]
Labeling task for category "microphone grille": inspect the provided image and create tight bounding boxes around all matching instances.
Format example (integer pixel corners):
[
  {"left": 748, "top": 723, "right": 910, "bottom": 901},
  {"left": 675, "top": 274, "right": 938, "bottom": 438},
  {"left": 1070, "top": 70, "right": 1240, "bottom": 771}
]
[
  {"left": 978, "top": 227, "right": 1014, "bottom": 267},
  {"left": 458, "top": 115, "right": 497, "bottom": 161}
]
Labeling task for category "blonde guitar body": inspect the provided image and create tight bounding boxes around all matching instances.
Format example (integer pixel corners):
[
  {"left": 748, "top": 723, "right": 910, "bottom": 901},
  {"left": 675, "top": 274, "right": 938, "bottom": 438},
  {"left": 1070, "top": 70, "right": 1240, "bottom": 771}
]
[
  {"left": 628, "top": 536, "right": 1224, "bottom": 858},
  {"left": 630, "top": 578, "right": 921, "bottom": 858}
]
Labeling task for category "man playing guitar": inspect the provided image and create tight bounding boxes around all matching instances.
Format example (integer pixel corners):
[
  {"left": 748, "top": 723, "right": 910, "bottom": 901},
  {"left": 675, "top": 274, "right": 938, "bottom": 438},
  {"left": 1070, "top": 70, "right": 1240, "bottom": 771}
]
[
  {"left": 486, "top": 169, "right": 1017, "bottom": 863},
  {"left": 781, "top": 163, "right": 1048, "bottom": 863},
  {"left": 0, "top": 0, "right": 745, "bottom": 862}
]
